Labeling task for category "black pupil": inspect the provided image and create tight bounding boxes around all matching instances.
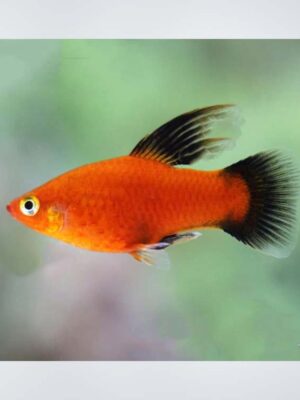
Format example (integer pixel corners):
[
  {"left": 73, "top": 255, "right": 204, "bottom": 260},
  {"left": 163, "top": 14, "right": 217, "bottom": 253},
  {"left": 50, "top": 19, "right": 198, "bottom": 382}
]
[{"left": 24, "top": 200, "right": 34, "bottom": 211}]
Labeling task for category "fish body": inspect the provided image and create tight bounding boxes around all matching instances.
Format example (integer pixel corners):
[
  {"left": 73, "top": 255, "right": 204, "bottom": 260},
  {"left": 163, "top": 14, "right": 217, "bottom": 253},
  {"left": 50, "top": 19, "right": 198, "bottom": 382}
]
[
  {"left": 9, "top": 156, "right": 249, "bottom": 253},
  {"left": 7, "top": 105, "right": 298, "bottom": 266}
]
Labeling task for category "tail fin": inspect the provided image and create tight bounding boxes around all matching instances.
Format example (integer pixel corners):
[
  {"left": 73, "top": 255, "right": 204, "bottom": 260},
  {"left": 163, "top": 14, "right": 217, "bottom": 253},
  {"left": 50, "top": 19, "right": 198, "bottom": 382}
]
[{"left": 222, "top": 151, "right": 299, "bottom": 258}]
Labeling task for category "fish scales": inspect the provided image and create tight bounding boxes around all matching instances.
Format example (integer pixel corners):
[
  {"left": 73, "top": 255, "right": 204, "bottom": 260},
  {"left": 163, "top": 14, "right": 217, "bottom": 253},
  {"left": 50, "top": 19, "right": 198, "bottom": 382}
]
[{"left": 7, "top": 104, "right": 298, "bottom": 265}]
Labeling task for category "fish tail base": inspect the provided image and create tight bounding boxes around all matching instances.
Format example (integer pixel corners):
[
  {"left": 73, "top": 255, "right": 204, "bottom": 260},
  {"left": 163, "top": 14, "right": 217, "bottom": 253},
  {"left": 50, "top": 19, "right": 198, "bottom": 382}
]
[{"left": 222, "top": 151, "right": 299, "bottom": 258}]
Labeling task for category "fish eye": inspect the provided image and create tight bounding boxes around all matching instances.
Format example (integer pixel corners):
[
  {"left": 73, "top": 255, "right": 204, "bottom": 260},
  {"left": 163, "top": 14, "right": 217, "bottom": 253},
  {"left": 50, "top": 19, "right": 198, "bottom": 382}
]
[{"left": 20, "top": 196, "right": 40, "bottom": 216}]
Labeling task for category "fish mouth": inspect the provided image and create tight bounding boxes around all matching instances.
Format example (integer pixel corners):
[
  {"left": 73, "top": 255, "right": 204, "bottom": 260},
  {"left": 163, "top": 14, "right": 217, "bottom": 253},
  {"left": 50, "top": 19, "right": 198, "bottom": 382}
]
[{"left": 6, "top": 202, "right": 18, "bottom": 219}]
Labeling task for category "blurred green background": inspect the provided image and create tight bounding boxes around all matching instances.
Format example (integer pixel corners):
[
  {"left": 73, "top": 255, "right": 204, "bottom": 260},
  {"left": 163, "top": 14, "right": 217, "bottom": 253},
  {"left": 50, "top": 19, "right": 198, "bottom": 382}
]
[{"left": 1, "top": 40, "right": 300, "bottom": 360}]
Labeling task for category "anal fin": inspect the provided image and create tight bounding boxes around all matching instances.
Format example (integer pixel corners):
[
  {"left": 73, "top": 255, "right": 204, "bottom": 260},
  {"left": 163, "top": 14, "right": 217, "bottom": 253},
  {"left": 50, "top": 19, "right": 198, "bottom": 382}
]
[
  {"left": 160, "top": 231, "right": 202, "bottom": 246},
  {"left": 131, "top": 231, "right": 201, "bottom": 269}
]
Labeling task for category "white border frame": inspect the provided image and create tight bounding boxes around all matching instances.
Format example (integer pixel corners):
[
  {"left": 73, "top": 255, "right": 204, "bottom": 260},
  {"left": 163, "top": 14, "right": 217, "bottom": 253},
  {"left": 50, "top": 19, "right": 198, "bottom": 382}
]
[
  {"left": 0, "top": 0, "right": 300, "bottom": 398},
  {"left": 0, "top": 362, "right": 300, "bottom": 399},
  {"left": 0, "top": 0, "right": 300, "bottom": 38}
]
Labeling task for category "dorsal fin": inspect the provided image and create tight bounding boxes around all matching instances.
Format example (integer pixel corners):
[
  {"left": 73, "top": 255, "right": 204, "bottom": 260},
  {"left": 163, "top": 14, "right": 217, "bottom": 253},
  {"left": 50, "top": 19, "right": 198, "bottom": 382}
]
[{"left": 130, "top": 104, "right": 242, "bottom": 166}]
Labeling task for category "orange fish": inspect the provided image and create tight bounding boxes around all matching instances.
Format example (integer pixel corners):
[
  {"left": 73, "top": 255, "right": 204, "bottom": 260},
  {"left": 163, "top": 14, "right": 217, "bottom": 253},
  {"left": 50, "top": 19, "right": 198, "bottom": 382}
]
[{"left": 6, "top": 105, "right": 298, "bottom": 267}]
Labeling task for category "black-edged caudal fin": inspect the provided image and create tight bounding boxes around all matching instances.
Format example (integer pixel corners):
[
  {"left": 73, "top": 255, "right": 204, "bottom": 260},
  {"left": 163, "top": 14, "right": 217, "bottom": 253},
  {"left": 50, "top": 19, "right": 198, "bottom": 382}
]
[
  {"left": 130, "top": 105, "right": 243, "bottom": 166},
  {"left": 223, "top": 151, "right": 299, "bottom": 258}
]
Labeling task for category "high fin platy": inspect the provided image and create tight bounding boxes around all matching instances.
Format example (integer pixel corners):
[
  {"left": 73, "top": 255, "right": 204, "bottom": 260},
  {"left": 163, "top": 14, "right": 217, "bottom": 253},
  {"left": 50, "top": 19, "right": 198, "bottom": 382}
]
[{"left": 130, "top": 104, "right": 242, "bottom": 166}]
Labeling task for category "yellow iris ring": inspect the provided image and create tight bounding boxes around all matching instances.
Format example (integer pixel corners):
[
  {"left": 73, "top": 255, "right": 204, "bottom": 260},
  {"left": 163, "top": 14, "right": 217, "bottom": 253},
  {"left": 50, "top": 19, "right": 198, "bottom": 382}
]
[{"left": 19, "top": 196, "right": 40, "bottom": 216}]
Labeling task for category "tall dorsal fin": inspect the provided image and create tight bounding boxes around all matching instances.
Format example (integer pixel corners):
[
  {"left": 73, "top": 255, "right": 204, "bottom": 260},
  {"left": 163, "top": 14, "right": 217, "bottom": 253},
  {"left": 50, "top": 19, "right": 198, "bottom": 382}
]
[{"left": 130, "top": 104, "right": 242, "bottom": 166}]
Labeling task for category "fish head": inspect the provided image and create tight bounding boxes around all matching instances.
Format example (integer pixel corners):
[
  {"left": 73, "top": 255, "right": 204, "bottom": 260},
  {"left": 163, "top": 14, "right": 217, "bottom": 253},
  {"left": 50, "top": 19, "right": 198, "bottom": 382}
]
[{"left": 6, "top": 189, "right": 65, "bottom": 236}]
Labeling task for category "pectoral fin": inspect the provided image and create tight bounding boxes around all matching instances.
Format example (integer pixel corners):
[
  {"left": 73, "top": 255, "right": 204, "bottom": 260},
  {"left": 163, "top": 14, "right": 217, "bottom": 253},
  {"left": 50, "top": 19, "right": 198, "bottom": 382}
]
[{"left": 132, "top": 247, "right": 171, "bottom": 270}]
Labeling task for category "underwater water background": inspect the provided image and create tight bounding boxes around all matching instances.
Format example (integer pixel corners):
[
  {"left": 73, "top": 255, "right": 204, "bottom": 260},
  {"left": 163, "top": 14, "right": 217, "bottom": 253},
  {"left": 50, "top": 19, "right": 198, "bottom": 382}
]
[{"left": 1, "top": 40, "right": 300, "bottom": 360}]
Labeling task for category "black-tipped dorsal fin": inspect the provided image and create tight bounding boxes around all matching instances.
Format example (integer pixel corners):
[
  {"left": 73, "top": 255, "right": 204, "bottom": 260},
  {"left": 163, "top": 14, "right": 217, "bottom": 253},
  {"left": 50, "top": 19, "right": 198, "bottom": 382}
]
[{"left": 130, "top": 104, "right": 242, "bottom": 166}]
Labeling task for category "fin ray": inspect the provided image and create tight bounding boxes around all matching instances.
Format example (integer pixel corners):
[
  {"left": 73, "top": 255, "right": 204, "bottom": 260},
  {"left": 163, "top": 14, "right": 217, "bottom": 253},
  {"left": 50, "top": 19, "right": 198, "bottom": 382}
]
[
  {"left": 130, "top": 105, "right": 242, "bottom": 166},
  {"left": 132, "top": 248, "right": 171, "bottom": 270},
  {"left": 222, "top": 151, "right": 299, "bottom": 258},
  {"left": 160, "top": 231, "right": 202, "bottom": 245},
  {"left": 131, "top": 232, "right": 201, "bottom": 268}
]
